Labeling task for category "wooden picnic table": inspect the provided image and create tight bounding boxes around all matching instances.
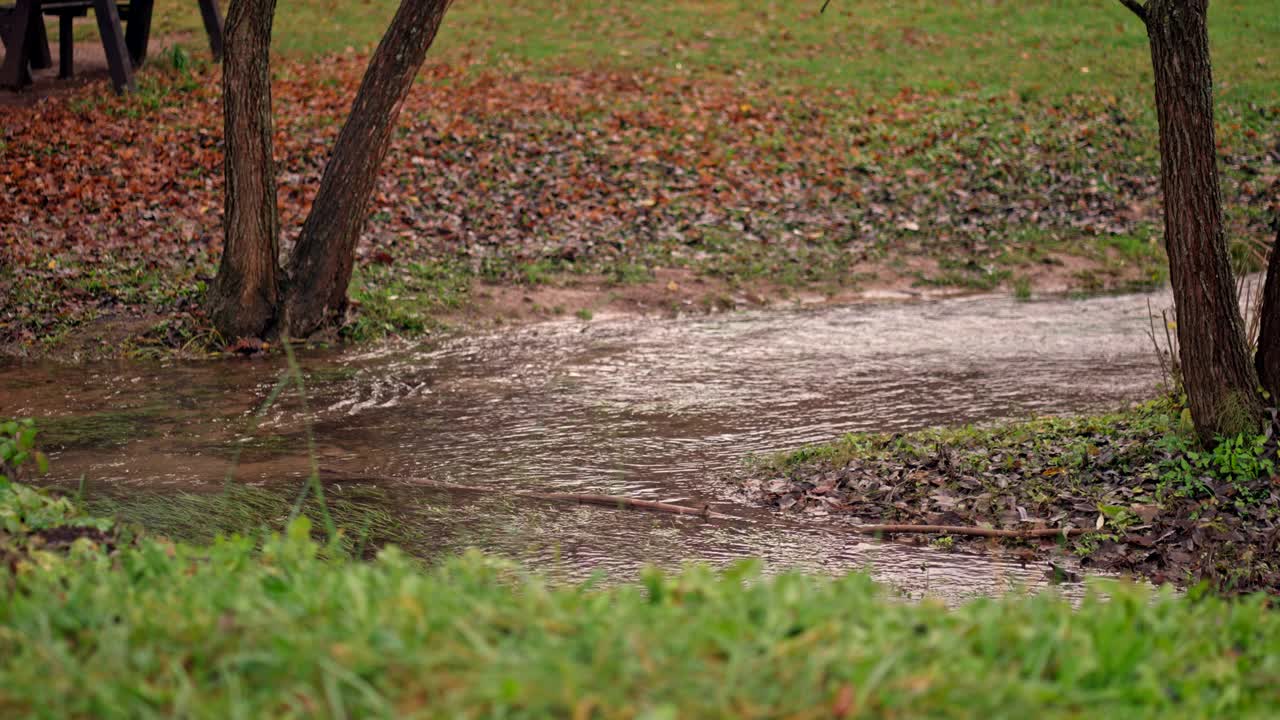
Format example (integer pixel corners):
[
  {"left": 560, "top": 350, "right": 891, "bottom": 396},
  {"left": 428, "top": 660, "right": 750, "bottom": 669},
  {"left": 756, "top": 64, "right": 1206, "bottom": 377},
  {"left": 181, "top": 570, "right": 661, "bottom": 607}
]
[{"left": 0, "top": 0, "right": 223, "bottom": 94}]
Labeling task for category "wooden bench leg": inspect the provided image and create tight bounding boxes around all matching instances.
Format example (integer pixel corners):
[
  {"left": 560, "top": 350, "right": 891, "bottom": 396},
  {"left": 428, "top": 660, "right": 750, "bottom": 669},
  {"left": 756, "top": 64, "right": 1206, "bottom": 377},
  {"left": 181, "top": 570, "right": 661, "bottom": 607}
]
[
  {"left": 198, "top": 0, "right": 223, "bottom": 61},
  {"left": 124, "top": 0, "right": 152, "bottom": 65},
  {"left": 58, "top": 14, "right": 73, "bottom": 78},
  {"left": 0, "top": 1, "right": 36, "bottom": 88},
  {"left": 91, "top": 0, "right": 134, "bottom": 93},
  {"left": 26, "top": 6, "right": 51, "bottom": 70}
]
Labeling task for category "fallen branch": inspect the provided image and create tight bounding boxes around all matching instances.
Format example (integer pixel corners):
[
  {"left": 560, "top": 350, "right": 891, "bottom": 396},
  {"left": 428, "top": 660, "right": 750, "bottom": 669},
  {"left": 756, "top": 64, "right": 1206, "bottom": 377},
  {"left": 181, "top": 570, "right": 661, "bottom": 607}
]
[
  {"left": 330, "top": 473, "right": 1084, "bottom": 533},
  {"left": 845, "top": 524, "right": 1085, "bottom": 539},
  {"left": 392, "top": 476, "right": 736, "bottom": 519},
  {"left": 531, "top": 492, "right": 729, "bottom": 518}
]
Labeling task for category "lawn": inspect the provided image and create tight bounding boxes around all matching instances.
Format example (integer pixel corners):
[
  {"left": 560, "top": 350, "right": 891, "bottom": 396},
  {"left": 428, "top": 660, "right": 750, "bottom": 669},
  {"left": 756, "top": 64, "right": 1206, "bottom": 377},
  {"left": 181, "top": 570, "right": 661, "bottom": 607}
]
[{"left": 155, "top": 0, "right": 1278, "bottom": 103}]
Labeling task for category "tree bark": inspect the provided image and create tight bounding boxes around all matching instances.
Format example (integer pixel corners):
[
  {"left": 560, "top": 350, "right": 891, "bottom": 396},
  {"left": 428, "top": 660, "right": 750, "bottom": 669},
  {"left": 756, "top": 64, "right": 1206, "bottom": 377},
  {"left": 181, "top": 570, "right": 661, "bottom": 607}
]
[
  {"left": 282, "top": 0, "right": 452, "bottom": 337},
  {"left": 1146, "top": 0, "right": 1261, "bottom": 444},
  {"left": 1255, "top": 223, "right": 1280, "bottom": 401},
  {"left": 207, "top": 0, "right": 281, "bottom": 341}
]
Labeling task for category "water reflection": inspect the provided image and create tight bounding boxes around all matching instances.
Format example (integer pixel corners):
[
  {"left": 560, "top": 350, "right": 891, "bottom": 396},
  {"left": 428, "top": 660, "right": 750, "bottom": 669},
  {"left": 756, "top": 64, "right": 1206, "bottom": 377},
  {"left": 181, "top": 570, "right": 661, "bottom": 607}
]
[{"left": 2, "top": 292, "right": 1165, "bottom": 600}]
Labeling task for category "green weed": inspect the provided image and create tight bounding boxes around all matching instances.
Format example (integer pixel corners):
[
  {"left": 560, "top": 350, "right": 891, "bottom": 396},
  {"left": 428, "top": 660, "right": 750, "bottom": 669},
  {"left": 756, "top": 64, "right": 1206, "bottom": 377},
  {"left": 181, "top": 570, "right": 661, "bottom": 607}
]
[
  {"left": 1012, "top": 276, "right": 1032, "bottom": 300},
  {"left": 343, "top": 260, "right": 470, "bottom": 341},
  {"left": 1156, "top": 432, "right": 1276, "bottom": 506}
]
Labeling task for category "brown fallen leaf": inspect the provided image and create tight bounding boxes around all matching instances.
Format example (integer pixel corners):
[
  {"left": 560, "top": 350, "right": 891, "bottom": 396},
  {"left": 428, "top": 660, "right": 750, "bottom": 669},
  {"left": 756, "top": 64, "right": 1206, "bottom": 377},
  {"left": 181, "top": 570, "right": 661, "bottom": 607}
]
[{"left": 831, "top": 684, "right": 856, "bottom": 718}]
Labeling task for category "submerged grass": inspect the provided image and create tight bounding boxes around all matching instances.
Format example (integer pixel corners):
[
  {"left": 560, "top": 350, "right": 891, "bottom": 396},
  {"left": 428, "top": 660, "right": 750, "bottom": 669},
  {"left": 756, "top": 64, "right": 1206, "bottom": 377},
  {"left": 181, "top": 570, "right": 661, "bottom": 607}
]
[
  {"left": 38, "top": 408, "right": 164, "bottom": 450},
  {"left": 84, "top": 483, "right": 418, "bottom": 557},
  {"left": 4, "top": 479, "right": 1280, "bottom": 717}
]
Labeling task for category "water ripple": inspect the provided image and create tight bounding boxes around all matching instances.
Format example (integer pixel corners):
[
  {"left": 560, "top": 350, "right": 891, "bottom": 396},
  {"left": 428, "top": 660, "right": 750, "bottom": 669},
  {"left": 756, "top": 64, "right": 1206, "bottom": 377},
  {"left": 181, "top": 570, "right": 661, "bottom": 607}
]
[{"left": 4, "top": 291, "right": 1168, "bottom": 601}]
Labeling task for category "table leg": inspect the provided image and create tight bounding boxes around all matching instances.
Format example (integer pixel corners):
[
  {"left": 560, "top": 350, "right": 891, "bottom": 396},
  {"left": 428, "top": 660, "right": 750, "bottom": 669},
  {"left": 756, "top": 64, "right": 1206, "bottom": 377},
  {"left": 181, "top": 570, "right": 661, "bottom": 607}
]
[
  {"left": 91, "top": 0, "right": 134, "bottom": 93},
  {"left": 124, "top": 0, "right": 152, "bottom": 66}
]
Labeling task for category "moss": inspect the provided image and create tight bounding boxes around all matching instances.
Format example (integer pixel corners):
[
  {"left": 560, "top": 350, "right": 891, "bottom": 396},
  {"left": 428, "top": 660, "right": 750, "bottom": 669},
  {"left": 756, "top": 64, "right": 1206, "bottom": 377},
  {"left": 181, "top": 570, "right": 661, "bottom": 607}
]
[{"left": 1211, "top": 388, "right": 1265, "bottom": 441}]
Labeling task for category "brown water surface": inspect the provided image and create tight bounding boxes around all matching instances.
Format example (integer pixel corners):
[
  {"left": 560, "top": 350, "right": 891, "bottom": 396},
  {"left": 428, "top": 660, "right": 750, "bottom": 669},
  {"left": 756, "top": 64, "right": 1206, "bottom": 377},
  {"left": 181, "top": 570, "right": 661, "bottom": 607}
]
[{"left": 2, "top": 292, "right": 1166, "bottom": 600}]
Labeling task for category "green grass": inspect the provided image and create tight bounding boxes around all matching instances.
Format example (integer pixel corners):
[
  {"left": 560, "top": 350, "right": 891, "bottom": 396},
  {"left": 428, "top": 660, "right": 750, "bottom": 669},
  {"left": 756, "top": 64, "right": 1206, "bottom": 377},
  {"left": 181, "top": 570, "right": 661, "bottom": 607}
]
[
  {"left": 0, "top": 247, "right": 218, "bottom": 359},
  {"left": 1012, "top": 275, "right": 1033, "bottom": 300},
  {"left": 343, "top": 260, "right": 471, "bottom": 342},
  {"left": 768, "top": 400, "right": 1182, "bottom": 474},
  {"left": 5, "top": 480, "right": 1280, "bottom": 717},
  {"left": 155, "top": 0, "right": 1279, "bottom": 106}
]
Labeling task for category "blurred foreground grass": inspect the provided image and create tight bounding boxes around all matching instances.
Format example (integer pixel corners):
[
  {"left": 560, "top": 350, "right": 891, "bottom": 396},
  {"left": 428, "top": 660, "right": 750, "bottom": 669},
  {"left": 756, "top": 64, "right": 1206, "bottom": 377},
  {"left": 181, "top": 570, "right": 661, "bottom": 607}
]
[{"left": 4, "top": 492, "right": 1280, "bottom": 718}]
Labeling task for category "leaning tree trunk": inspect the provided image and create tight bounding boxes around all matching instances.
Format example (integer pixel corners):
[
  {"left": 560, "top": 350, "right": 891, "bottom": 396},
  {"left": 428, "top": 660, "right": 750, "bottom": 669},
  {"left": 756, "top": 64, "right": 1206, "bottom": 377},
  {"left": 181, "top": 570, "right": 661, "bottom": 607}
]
[
  {"left": 207, "top": 0, "right": 281, "bottom": 340},
  {"left": 1146, "top": 0, "right": 1262, "bottom": 444},
  {"left": 1255, "top": 222, "right": 1280, "bottom": 401},
  {"left": 282, "top": 0, "right": 452, "bottom": 337}
]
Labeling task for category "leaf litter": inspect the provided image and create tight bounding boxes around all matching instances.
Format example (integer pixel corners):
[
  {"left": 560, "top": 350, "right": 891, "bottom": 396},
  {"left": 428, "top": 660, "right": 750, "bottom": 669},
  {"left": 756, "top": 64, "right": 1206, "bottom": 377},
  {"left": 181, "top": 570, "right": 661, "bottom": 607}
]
[{"left": 1, "top": 57, "right": 1276, "bottom": 357}]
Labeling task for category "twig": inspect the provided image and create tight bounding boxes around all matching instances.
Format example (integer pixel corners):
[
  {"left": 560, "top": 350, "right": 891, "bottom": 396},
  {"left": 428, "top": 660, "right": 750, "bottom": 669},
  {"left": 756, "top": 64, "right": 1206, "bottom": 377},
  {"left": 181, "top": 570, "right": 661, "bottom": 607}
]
[
  {"left": 1163, "top": 307, "right": 1179, "bottom": 385},
  {"left": 1116, "top": 0, "right": 1148, "bottom": 23},
  {"left": 846, "top": 524, "right": 1084, "bottom": 539},
  {"left": 1240, "top": 272, "right": 1263, "bottom": 350},
  {"left": 1146, "top": 297, "right": 1173, "bottom": 392},
  {"left": 283, "top": 338, "right": 336, "bottom": 539}
]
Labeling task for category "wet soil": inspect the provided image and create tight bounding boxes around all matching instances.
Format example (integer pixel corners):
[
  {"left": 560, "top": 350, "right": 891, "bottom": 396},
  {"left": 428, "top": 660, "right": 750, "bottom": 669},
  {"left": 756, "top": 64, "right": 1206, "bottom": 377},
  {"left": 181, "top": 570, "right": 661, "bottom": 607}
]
[
  {"left": 1, "top": 291, "right": 1166, "bottom": 600},
  {"left": 442, "top": 254, "right": 1108, "bottom": 331}
]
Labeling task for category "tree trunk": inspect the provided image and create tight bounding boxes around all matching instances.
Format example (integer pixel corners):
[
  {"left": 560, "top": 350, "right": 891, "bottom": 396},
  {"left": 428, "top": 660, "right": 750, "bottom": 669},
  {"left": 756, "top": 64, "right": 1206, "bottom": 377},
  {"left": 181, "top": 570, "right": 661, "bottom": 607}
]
[
  {"left": 1255, "top": 223, "right": 1280, "bottom": 401},
  {"left": 282, "top": 0, "right": 452, "bottom": 337},
  {"left": 206, "top": 0, "right": 281, "bottom": 341},
  {"left": 1146, "top": 0, "right": 1261, "bottom": 444}
]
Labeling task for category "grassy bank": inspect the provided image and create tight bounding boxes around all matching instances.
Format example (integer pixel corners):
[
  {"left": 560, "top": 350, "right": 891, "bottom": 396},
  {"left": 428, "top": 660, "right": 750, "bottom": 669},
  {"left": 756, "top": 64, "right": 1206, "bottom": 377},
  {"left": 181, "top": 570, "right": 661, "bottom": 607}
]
[
  {"left": 2, "top": 0, "right": 1276, "bottom": 358},
  {"left": 744, "top": 398, "right": 1280, "bottom": 592},
  {"left": 4, "top": 465, "right": 1280, "bottom": 716}
]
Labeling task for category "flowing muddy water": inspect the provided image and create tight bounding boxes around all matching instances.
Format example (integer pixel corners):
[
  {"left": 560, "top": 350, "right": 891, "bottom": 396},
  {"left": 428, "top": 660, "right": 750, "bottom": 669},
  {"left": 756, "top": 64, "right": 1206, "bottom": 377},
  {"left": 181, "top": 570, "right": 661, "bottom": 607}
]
[{"left": 2, "top": 292, "right": 1166, "bottom": 600}]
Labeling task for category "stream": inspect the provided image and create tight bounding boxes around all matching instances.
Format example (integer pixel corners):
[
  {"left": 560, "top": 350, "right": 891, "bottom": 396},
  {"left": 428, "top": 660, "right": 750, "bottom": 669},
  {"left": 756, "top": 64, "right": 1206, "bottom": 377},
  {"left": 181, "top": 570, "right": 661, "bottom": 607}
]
[{"left": 2, "top": 291, "right": 1166, "bottom": 601}]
